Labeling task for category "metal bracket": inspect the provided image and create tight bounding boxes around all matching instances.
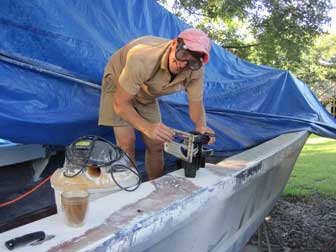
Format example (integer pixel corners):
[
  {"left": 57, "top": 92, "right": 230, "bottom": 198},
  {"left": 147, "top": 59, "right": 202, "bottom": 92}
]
[{"left": 164, "top": 129, "right": 195, "bottom": 163}]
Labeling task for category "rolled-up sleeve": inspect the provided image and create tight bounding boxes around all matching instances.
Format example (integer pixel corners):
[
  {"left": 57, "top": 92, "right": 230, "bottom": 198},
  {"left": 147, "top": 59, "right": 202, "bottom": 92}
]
[{"left": 118, "top": 49, "right": 147, "bottom": 95}]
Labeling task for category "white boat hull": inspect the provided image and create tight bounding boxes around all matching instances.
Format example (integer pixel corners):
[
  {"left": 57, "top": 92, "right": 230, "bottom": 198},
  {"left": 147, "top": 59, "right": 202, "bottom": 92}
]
[{"left": 0, "top": 131, "right": 309, "bottom": 252}]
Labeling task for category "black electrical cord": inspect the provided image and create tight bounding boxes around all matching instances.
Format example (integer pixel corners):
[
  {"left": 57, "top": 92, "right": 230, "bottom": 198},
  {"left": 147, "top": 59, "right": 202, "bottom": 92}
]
[
  {"left": 63, "top": 136, "right": 97, "bottom": 178},
  {"left": 62, "top": 135, "right": 142, "bottom": 192},
  {"left": 110, "top": 164, "right": 141, "bottom": 192}
]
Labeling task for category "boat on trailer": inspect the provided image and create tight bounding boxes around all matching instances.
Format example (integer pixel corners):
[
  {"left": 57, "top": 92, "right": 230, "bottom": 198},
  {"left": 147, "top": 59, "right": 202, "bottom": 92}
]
[{"left": 0, "top": 131, "right": 308, "bottom": 252}]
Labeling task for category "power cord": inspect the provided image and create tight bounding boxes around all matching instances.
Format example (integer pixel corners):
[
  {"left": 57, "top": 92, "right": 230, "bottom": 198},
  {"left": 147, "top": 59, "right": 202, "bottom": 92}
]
[
  {"left": 0, "top": 176, "right": 51, "bottom": 208},
  {"left": 63, "top": 135, "right": 142, "bottom": 192},
  {"left": 0, "top": 136, "right": 142, "bottom": 207}
]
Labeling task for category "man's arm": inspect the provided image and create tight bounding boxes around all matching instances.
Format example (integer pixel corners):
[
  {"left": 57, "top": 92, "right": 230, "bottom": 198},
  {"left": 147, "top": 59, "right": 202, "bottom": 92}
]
[
  {"left": 113, "top": 84, "right": 174, "bottom": 142},
  {"left": 189, "top": 100, "right": 206, "bottom": 129},
  {"left": 189, "top": 100, "right": 215, "bottom": 144}
]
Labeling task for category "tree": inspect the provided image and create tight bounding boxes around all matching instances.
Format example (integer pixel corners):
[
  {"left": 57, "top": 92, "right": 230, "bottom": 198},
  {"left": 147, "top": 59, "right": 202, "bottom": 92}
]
[
  {"left": 300, "top": 33, "right": 336, "bottom": 98},
  {"left": 159, "top": 0, "right": 333, "bottom": 83}
]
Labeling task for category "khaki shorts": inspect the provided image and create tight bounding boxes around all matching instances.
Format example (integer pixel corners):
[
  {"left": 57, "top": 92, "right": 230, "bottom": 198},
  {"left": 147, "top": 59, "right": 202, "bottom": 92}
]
[{"left": 98, "top": 75, "right": 161, "bottom": 127}]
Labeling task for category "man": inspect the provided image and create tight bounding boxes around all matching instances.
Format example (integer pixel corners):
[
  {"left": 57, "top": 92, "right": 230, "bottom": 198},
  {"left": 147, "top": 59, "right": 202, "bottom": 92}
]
[{"left": 99, "top": 28, "right": 215, "bottom": 180}]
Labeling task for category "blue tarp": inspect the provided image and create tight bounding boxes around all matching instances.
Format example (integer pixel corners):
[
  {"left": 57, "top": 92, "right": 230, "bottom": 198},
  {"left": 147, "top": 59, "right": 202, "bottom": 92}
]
[{"left": 0, "top": 0, "right": 335, "bottom": 153}]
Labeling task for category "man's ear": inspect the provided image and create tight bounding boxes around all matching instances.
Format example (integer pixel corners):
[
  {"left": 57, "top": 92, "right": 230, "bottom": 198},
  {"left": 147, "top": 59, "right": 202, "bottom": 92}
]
[{"left": 172, "top": 38, "right": 178, "bottom": 47}]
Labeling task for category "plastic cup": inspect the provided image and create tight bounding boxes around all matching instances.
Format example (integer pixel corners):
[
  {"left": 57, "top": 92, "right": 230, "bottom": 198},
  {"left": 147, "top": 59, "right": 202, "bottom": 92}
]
[{"left": 61, "top": 190, "right": 89, "bottom": 227}]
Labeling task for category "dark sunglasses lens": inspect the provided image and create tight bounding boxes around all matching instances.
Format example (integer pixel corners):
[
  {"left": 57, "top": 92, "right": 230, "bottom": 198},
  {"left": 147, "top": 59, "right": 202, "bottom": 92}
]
[
  {"left": 175, "top": 49, "right": 190, "bottom": 61},
  {"left": 188, "top": 60, "right": 202, "bottom": 70},
  {"left": 175, "top": 49, "right": 202, "bottom": 70}
]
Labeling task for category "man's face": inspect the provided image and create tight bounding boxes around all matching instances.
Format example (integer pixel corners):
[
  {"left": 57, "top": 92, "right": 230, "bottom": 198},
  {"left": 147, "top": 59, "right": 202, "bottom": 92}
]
[
  {"left": 168, "top": 40, "right": 204, "bottom": 75},
  {"left": 168, "top": 40, "right": 189, "bottom": 75}
]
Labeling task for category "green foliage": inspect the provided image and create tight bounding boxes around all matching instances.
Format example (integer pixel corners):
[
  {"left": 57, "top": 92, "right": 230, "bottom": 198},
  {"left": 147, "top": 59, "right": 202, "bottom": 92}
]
[
  {"left": 160, "top": 0, "right": 334, "bottom": 88},
  {"left": 196, "top": 18, "right": 255, "bottom": 59},
  {"left": 249, "top": 0, "right": 332, "bottom": 70},
  {"left": 297, "top": 33, "right": 336, "bottom": 88},
  {"left": 284, "top": 134, "right": 336, "bottom": 198}
]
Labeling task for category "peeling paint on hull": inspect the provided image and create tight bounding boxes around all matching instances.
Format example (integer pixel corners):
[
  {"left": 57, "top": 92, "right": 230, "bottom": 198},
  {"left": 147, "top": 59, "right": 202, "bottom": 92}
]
[{"left": 0, "top": 131, "right": 309, "bottom": 252}]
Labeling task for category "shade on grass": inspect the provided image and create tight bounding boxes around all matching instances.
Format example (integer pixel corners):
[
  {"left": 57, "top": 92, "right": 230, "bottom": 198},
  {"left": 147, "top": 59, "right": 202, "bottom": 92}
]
[{"left": 285, "top": 134, "right": 336, "bottom": 198}]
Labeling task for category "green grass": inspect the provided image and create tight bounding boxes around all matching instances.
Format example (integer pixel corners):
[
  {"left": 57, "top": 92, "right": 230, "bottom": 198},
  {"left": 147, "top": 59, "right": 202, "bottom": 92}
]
[{"left": 284, "top": 134, "right": 336, "bottom": 198}]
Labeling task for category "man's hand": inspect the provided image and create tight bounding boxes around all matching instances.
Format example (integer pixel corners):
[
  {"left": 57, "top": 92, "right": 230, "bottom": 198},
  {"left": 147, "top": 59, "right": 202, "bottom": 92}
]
[
  {"left": 143, "top": 123, "right": 175, "bottom": 143},
  {"left": 195, "top": 126, "right": 216, "bottom": 145}
]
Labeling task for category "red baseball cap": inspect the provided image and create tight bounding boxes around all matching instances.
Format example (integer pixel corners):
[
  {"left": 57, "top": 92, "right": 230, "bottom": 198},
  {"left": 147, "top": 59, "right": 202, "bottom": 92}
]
[{"left": 178, "top": 28, "right": 211, "bottom": 64}]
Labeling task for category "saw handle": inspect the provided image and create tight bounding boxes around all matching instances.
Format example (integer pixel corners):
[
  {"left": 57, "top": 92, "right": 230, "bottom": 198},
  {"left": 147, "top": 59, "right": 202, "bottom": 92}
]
[
  {"left": 192, "top": 131, "right": 215, "bottom": 145},
  {"left": 203, "top": 132, "right": 216, "bottom": 138}
]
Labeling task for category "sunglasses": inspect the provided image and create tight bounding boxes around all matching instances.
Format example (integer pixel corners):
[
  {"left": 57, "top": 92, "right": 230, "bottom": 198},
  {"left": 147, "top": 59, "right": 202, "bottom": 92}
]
[{"left": 175, "top": 38, "right": 203, "bottom": 71}]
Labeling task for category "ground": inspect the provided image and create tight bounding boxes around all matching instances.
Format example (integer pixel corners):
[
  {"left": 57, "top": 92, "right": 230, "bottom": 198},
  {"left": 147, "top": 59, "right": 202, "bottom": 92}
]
[
  {"left": 262, "top": 194, "right": 336, "bottom": 252},
  {"left": 249, "top": 134, "right": 336, "bottom": 252}
]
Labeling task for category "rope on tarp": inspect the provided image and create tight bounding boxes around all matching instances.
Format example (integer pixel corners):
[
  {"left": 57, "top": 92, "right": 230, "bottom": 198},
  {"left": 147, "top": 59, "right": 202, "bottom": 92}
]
[{"left": 0, "top": 50, "right": 101, "bottom": 90}]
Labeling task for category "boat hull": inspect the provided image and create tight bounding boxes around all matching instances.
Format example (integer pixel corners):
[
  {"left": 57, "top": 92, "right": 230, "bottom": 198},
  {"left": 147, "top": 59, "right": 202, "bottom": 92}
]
[{"left": 0, "top": 131, "right": 309, "bottom": 252}]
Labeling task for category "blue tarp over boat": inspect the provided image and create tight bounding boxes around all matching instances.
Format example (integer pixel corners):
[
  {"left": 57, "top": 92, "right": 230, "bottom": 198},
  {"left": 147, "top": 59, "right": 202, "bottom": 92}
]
[{"left": 0, "top": 0, "right": 335, "bottom": 152}]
